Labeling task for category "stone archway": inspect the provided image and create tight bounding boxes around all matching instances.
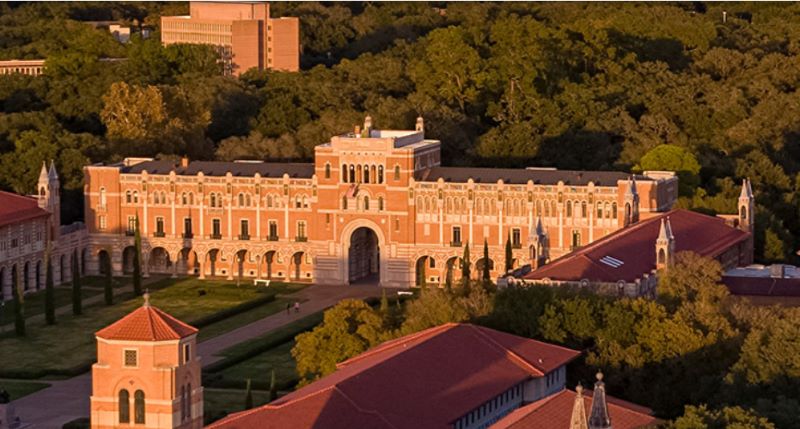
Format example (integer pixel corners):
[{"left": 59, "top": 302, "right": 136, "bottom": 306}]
[
  {"left": 122, "top": 246, "right": 137, "bottom": 275},
  {"left": 341, "top": 220, "right": 385, "bottom": 286},
  {"left": 348, "top": 227, "right": 379, "bottom": 284}
]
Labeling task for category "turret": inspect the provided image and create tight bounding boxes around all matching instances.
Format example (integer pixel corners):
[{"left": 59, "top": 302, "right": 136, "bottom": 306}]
[
  {"left": 416, "top": 116, "right": 425, "bottom": 133},
  {"left": 588, "top": 372, "right": 612, "bottom": 429},
  {"left": 570, "top": 384, "right": 589, "bottom": 429},
  {"left": 37, "top": 160, "right": 61, "bottom": 241},
  {"left": 529, "top": 217, "right": 548, "bottom": 269},
  {"left": 363, "top": 115, "right": 373, "bottom": 137},
  {"left": 738, "top": 178, "right": 754, "bottom": 233},
  {"left": 623, "top": 176, "right": 639, "bottom": 227},
  {"left": 655, "top": 217, "right": 675, "bottom": 270}
]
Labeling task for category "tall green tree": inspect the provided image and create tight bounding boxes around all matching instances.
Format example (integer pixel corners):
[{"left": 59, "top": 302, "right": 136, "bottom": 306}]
[
  {"left": 44, "top": 241, "right": 55, "bottom": 325},
  {"left": 132, "top": 214, "right": 143, "bottom": 296},
  {"left": 461, "top": 241, "right": 471, "bottom": 290},
  {"left": 269, "top": 369, "right": 277, "bottom": 402},
  {"left": 71, "top": 254, "right": 82, "bottom": 316},
  {"left": 103, "top": 255, "right": 113, "bottom": 306},
  {"left": 482, "top": 239, "right": 490, "bottom": 282},
  {"left": 244, "top": 378, "right": 253, "bottom": 410},
  {"left": 12, "top": 269, "right": 25, "bottom": 336},
  {"left": 504, "top": 234, "right": 513, "bottom": 273}
]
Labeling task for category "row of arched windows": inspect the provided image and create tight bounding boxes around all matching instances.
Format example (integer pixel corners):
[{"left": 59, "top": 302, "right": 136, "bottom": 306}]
[
  {"left": 119, "top": 389, "right": 145, "bottom": 424},
  {"left": 152, "top": 191, "right": 168, "bottom": 205},
  {"left": 414, "top": 194, "right": 620, "bottom": 221},
  {"left": 125, "top": 190, "right": 139, "bottom": 204},
  {"left": 341, "top": 163, "right": 385, "bottom": 184}
]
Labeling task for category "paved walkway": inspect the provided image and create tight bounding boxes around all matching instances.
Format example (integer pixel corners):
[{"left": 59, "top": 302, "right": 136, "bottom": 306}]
[{"left": 12, "top": 283, "right": 379, "bottom": 428}]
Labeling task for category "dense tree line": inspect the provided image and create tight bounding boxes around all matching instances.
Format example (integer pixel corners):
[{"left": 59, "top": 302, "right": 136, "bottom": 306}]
[
  {"left": 292, "top": 252, "right": 800, "bottom": 428},
  {"left": 1, "top": 2, "right": 799, "bottom": 261}
]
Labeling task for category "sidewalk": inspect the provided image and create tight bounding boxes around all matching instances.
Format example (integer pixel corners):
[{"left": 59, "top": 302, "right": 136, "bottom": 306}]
[{"left": 12, "top": 283, "right": 380, "bottom": 428}]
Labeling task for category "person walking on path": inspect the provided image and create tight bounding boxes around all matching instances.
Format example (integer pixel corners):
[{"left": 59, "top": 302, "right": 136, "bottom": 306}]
[
  {"left": 286, "top": 302, "right": 291, "bottom": 315},
  {"left": 294, "top": 301, "right": 300, "bottom": 313}
]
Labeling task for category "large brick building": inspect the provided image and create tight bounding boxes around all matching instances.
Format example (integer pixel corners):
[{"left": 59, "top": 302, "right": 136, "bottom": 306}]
[
  {"left": 0, "top": 163, "right": 89, "bottom": 300},
  {"left": 161, "top": 1, "right": 300, "bottom": 75},
  {"left": 82, "top": 117, "right": 677, "bottom": 289}
]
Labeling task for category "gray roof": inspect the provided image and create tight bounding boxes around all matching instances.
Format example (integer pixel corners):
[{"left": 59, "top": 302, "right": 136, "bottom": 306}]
[
  {"left": 415, "top": 167, "right": 646, "bottom": 186},
  {"left": 121, "top": 160, "right": 315, "bottom": 179}
]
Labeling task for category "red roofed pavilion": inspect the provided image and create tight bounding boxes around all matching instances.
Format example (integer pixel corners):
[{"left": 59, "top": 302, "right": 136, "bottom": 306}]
[{"left": 91, "top": 293, "right": 203, "bottom": 429}]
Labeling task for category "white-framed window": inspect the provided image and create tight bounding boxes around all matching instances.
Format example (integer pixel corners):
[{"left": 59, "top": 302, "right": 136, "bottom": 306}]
[{"left": 99, "top": 215, "right": 107, "bottom": 231}]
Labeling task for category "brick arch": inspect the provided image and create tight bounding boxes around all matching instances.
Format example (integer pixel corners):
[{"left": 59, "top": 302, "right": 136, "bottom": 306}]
[{"left": 341, "top": 219, "right": 386, "bottom": 286}]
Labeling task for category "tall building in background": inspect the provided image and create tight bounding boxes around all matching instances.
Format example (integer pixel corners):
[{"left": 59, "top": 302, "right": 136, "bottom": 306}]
[{"left": 161, "top": 1, "right": 300, "bottom": 75}]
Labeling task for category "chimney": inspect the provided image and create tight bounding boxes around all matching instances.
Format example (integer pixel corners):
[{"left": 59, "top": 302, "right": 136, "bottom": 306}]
[{"left": 180, "top": 156, "right": 189, "bottom": 168}]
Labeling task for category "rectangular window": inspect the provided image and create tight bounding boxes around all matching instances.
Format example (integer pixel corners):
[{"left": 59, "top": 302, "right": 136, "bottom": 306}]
[
  {"left": 99, "top": 216, "right": 107, "bottom": 230},
  {"left": 240, "top": 219, "right": 249, "bottom": 239},
  {"left": 212, "top": 219, "right": 221, "bottom": 238},
  {"left": 451, "top": 226, "right": 462, "bottom": 246},
  {"left": 512, "top": 228, "right": 521, "bottom": 247},
  {"left": 394, "top": 218, "right": 400, "bottom": 232},
  {"left": 124, "top": 349, "right": 138, "bottom": 367},
  {"left": 183, "top": 343, "right": 191, "bottom": 364},
  {"left": 155, "top": 217, "right": 164, "bottom": 236},
  {"left": 127, "top": 216, "right": 136, "bottom": 235},
  {"left": 183, "top": 218, "right": 192, "bottom": 237},
  {"left": 296, "top": 221, "right": 307, "bottom": 241},
  {"left": 268, "top": 221, "right": 278, "bottom": 240}
]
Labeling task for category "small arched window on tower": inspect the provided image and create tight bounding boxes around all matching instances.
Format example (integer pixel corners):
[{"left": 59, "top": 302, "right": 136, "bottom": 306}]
[
  {"left": 210, "top": 193, "right": 217, "bottom": 208},
  {"left": 341, "top": 164, "right": 347, "bottom": 182},
  {"left": 133, "top": 191, "right": 139, "bottom": 204},
  {"left": 302, "top": 196, "right": 308, "bottom": 208},
  {"left": 349, "top": 165, "right": 356, "bottom": 183},
  {"left": 379, "top": 196, "right": 384, "bottom": 211},
  {"left": 581, "top": 201, "right": 588, "bottom": 218},
  {"left": 566, "top": 201, "right": 572, "bottom": 217},
  {"left": 342, "top": 195, "right": 348, "bottom": 210},
  {"left": 126, "top": 190, "right": 132, "bottom": 204},
  {"left": 394, "top": 165, "right": 401, "bottom": 181},
  {"left": 119, "top": 389, "right": 130, "bottom": 423},
  {"left": 267, "top": 194, "right": 273, "bottom": 208},
  {"left": 39, "top": 187, "right": 46, "bottom": 197},
  {"left": 325, "top": 163, "right": 331, "bottom": 179},
  {"left": 364, "top": 195, "right": 370, "bottom": 210},
  {"left": 378, "top": 165, "right": 384, "bottom": 183},
  {"left": 100, "top": 187, "right": 107, "bottom": 208},
  {"left": 658, "top": 248, "right": 666, "bottom": 265},
  {"left": 740, "top": 206, "right": 747, "bottom": 223},
  {"left": 134, "top": 390, "right": 145, "bottom": 424},
  {"left": 181, "top": 193, "right": 187, "bottom": 205},
  {"left": 238, "top": 193, "right": 244, "bottom": 207}
]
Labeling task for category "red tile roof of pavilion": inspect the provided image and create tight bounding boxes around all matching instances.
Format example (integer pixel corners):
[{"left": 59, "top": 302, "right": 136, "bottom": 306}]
[
  {"left": 96, "top": 303, "right": 197, "bottom": 342},
  {"left": 524, "top": 209, "right": 749, "bottom": 284},
  {"left": 207, "top": 323, "right": 580, "bottom": 429},
  {"left": 491, "top": 388, "right": 658, "bottom": 429},
  {"left": 0, "top": 191, "right": 49, "bottom": 228}
]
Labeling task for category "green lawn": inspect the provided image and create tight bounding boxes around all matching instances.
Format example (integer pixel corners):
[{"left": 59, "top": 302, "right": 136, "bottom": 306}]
[
  {"left": 0, "top": 378, "right": 51, "bottom": 400},
  {"left": 0, "top": 287, "right": 102, "bottom": 325},
  {"left": 217, "top": 341, "right": 299, "bottom": 391},
  {"left": 0, "top": 278, "right": 280, "bottom": 377},
  {"left": 216, "top": 311, "right": 323, "bottom": 360},
  {"left": 204, "top": 388, "right": 272, "bottom": 425},
  {"left": 199, "top": 298, "right": 296, "bottom": 341}
]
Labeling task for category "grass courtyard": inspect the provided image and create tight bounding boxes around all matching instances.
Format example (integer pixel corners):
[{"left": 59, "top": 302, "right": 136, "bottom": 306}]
[
  {"left": 0, "top": 277, "right": 306, "bottom": 378},
  {"left": 0, "top": 378, "right": 51, "bottom": 401}
]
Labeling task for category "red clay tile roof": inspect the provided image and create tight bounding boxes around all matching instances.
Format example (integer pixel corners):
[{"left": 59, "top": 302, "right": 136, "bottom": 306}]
[
  {"left": 0, "top": 191, "right": 49, "bottom": 228},
  {"left": 524, "top": 209, "right": 749, "bottom": 284},
  {"left": 95, "top": 305, "right": 198, "bottom": 341},
  {"left": 208, "top": 323, "right": 580, "bottom": 429},
  {"left": 491, "top": 388, "right": 658, "bottom": 429}
]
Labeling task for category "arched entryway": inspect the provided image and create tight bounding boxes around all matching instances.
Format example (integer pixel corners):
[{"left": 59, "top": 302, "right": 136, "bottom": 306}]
[
  {"left": 416, "top": 256, "right": 434, "bottom": 287},
  {"left": 445, "top": 256, "right": 463, "bottom": 286},
  {"left": 178, "top": 248, "right": 199, "bottom": 276},
  {"left": 23, "top": 262, "right": 30, "bottom": 291},
  {"left": 122, "top": 246, "right": 137, "bottom": 274},
  {"left": 59, "top": 254, "right": 66, "bottom": 283},
  {"left": 98, "top": 250, "right": 111, "bottom": 275},
  {"left": 35, "top": 261, "right": 41, "bottom": 290},
  {"left": 348, "top": 227, "right": 379, "bottom": 284},
  {"left": 149, "top": 247, "right": 171, "bottom": 274},
  {"left": 234, "top": 250, "right": 248, "bottom": 279},
  {"left": 291, "top": 252, "right": 306, "bottom": 281}
]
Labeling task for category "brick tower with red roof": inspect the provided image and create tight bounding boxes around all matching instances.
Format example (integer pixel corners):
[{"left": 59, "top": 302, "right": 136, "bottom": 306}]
[{"left": 90, "top": 292, "right": 203, "bottom": 429}]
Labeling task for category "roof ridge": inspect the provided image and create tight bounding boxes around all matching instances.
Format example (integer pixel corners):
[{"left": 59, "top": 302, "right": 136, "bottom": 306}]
[
  {"left": 468, "top": 325, "right": 545, "bottom": 376},
  {"left": 337, "top": 323, "right": 456, "bottom": 368},
  {"left": 330, "top": 386, "right": 400, "bottom": 429}
]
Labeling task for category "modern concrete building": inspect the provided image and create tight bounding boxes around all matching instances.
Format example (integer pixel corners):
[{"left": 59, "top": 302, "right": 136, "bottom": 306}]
[
  {"left": 82, "top": 116, "right": 677, "bottom": 289},
  {"left": 161, "top": 1, "right": 300, "bottom": 75}
]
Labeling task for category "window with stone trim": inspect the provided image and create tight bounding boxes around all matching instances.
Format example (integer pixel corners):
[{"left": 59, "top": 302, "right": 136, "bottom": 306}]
[{"left": 124, "top": 349, "right": 138, "bottom": 367}]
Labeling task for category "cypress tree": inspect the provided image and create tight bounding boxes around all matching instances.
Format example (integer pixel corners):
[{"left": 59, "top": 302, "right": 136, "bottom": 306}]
[
  {"left": 72, "top": 255, "right": 82, "bottom": 316},
  {"left": 505, "top": 234, "right": 513, "bottom": 273},
  {"left": 461, "top": 241, "right": 470, "bottom": 290},
  {"left": 104, "top": 255, "right": 113, "bottom": 305},
  {"left": 13, "top": 270, "right": 25, "bottom": 336},
  {"left": 269, "top": 369, "right": 278, "bottom": 401},
  {"left": 244, "top": 378, "right": 253, "bottom": 409},
  {"left": 418, "top": 259, "right": 426, "bottom": 289},
  {"left": 482, "top": 239, "right": 491, "bottom": 282},
  {"left": 44, "top": 243, "right": 55, "bottom": 325},
  {"left": 132, "top": 214, "right": 143, "bottom": 296}
]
